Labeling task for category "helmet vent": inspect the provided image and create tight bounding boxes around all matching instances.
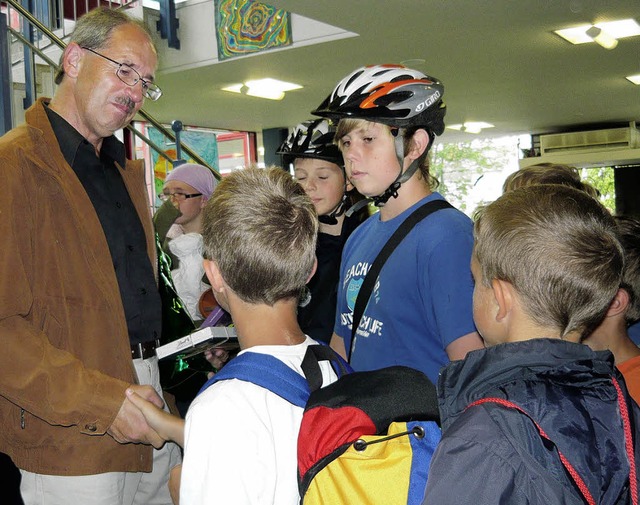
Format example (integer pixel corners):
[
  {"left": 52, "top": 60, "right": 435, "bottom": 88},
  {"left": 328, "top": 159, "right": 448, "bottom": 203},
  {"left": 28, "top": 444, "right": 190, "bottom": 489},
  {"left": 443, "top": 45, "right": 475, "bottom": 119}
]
[
  {"left": 376, "top": 91, "right": 413, "bottom": 108},
  {"left": 389, "top": 74, "right": 414, "bottom": 83}
]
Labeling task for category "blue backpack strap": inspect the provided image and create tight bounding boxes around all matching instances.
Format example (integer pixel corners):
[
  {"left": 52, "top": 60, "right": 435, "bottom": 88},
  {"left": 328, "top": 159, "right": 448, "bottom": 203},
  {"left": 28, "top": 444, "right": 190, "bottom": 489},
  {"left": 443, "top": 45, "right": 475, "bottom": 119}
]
[{"left": 197, "top": 351, "right": 310, "bottom": 408}]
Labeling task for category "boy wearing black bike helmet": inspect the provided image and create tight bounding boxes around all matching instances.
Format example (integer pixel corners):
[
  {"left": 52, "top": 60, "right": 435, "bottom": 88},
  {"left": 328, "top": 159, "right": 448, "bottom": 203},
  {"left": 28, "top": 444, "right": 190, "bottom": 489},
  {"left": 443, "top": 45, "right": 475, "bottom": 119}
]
[
  {"left": 313, "top": 64, "right": 482, "bottom": 382},
  {"left": 277, "top": 118, "right": 367, "bottom": 343}
]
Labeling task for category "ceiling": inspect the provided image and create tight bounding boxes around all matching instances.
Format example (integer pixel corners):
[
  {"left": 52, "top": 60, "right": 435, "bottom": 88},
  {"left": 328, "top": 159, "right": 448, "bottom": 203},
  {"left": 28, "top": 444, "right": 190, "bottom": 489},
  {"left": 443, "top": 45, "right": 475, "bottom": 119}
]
[{"left": 143, "top": 0, "right": 640, "bottom": 145}]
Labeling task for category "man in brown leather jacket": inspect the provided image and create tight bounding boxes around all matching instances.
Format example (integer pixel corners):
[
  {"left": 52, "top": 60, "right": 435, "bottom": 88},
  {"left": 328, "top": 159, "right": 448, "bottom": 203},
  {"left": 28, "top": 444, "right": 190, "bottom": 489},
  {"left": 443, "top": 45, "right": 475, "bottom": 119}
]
[{"left": 0, "top": 7, "right": 179, "bottom": 504}]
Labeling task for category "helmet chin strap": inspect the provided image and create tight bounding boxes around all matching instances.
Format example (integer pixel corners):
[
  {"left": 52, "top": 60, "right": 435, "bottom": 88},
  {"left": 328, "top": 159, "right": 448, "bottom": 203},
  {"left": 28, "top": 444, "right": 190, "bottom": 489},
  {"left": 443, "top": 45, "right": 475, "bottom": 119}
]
[
  {"left": 372, "top": 128, "right": 422, "bottom": 207},
  {"left": 318, "top": 194, "right": 348, "bottom": 225},
  {"left": 345, "top": 128, "right": 425, "bottom": 216},
  {"left": 318, "top": 177, "right": 349, "bottom": 225}
]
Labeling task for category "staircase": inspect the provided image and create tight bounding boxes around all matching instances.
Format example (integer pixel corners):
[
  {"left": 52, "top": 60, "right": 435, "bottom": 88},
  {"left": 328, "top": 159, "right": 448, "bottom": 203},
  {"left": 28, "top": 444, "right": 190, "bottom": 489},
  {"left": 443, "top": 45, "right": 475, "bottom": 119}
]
[{"left": 1, "top": 0, "right": 216, "bottom": 181}]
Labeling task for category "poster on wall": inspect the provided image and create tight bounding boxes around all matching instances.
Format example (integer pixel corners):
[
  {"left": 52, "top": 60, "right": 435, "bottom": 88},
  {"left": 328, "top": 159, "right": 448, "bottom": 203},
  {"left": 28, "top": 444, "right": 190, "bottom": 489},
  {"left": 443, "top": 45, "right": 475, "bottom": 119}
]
[
  {"left": 214, "top": 0, "right": 292, "bottom": 61},
  {"left": 147, "top": 126, "right": 220, "bottom": 205}
]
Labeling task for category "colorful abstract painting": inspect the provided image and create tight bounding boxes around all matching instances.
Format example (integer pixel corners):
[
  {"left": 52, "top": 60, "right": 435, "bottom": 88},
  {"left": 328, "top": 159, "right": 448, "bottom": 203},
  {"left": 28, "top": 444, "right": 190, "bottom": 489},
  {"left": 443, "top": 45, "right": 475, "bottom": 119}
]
[{"left": 214, "top": 0, "right": 292, "bottom": 61}]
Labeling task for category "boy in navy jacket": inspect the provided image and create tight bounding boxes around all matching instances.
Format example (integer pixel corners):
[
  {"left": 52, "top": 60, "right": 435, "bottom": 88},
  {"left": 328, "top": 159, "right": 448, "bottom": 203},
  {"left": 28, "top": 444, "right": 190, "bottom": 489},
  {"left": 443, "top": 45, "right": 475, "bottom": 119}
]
[{"left": 424, "top": 185, "right": 640, "bottom": 504}]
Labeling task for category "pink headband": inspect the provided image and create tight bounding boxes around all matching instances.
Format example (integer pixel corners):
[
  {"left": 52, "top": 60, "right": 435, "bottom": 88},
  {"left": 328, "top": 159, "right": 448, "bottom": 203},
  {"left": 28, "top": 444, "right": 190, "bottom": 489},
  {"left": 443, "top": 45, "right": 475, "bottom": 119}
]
[{"left": 165, "top": 163, "right": 217, "bottom": 200}]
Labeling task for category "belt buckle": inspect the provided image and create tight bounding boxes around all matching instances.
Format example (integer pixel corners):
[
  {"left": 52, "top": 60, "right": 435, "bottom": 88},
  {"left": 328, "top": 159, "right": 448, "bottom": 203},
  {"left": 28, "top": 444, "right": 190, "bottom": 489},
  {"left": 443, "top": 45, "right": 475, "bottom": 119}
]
[
  {"left": 131, "top": 339, "right": 160, "bottom": 360},
  {"left": 132, "top": 342, "right": 144, "bottom": 359}
]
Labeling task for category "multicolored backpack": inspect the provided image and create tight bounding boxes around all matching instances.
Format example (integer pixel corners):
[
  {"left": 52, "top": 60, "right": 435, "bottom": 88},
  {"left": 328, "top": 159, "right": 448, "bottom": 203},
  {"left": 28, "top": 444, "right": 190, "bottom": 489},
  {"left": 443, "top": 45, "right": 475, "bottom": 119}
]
[{"left": 200, "top": 345, "right": 441, "bottom": 504}]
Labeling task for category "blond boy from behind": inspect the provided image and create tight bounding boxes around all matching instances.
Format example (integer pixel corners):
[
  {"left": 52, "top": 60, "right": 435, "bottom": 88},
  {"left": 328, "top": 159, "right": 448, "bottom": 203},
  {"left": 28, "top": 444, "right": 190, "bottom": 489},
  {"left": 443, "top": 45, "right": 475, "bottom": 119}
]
[
  {"left": 128, "top": 167, "right": 339, "bottom": 505},
  {"left": 423, "top": 185, "right": 640, "bottom": 505},
  {"left": 502, "top": 163, "right": 640, "bottom": 404}
]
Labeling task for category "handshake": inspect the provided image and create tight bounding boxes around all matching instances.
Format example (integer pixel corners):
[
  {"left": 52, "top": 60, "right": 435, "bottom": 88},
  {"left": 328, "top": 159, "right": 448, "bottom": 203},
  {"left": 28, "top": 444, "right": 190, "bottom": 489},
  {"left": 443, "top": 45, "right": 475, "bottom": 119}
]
[{"left": 108, "top": 347, "right": 230, "bottom": 448}]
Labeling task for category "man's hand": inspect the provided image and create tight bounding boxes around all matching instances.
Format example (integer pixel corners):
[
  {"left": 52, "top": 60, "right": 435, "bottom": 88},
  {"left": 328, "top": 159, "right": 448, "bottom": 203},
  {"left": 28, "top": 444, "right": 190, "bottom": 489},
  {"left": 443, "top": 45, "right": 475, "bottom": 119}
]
[
  {"left": 126, "top": 389, "right": 185, "bottom": 446},
  {"left": 107, "top": 385, "right": 165, "bottom": 448}
]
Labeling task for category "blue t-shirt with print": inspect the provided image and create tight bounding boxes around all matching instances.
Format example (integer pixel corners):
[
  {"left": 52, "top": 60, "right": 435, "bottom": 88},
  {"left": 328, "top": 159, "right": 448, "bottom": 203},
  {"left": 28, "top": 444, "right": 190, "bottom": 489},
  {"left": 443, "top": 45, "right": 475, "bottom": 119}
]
[{"left": 334, "top": 192, "right": 477, "bottom": 384}]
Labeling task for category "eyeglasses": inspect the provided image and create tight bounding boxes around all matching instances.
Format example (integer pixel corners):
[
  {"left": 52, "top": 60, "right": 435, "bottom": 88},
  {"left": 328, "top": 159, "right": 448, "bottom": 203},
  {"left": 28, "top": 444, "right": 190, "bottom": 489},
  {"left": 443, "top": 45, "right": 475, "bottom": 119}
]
[
  {"left": 159, "top": 192, "right": 203, "bottom": 202},
  {"left": 81, "top": 46, "right": 163, "bottom": 101}
]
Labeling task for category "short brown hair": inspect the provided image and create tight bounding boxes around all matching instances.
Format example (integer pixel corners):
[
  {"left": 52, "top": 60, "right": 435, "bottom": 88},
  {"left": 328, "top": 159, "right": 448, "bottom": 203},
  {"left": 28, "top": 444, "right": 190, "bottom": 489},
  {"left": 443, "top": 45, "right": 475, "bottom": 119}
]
[
  {"left": 615, "top": 216, "right": 640, "bottom": 324},
  {"left": 502, "top": 163, "right": 599, "bottom": 197},
  {"left": 55, "top": 7, "right": 154, "bottom": 85},
  {"left": 202, "top": 167, "right": 318, "bottom": 305},
  {"left": 335, "top": 118, "right": 439, "bottom": 189},
  {"left": 474, "top": 185, "right": 623, "bottom": 338}
]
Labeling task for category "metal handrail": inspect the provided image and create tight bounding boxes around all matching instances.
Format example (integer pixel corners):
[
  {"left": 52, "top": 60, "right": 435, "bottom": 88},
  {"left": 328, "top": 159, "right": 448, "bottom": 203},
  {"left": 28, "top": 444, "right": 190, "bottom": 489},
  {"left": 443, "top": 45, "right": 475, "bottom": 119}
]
[
  {"left": 5, "top": 0, "right": 65, "bottom": 48},
  {"left": 8, "top": 27, "right": 59, "bottom": 69},
  {"left": 4, "top": 0, "right": 218, "bottom": 177},
  {"left": 135, "top": 109, "right": 212, "bottom": 170},
  {"left": 128, "top": 125, "right": 175, "bottom": 164}
]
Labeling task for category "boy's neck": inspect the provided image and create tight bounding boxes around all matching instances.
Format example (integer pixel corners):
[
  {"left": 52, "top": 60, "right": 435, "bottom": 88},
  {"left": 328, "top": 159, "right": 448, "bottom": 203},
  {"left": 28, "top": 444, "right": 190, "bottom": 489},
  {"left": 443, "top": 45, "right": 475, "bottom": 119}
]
[
  {"left": 378, "top": 176, "right": 432, "bottom": 221},
  {"left": 230, "top": 297, "right": 307, "bottom": 349},
  {"left": 318, "top": 212, "right": 345, "bottom": 236},
  {"left": 584, "top": 315, "right": 640, "bottom": 365},
  {"left": 493, "top": 306, "right": 582, "bottom": 346}
]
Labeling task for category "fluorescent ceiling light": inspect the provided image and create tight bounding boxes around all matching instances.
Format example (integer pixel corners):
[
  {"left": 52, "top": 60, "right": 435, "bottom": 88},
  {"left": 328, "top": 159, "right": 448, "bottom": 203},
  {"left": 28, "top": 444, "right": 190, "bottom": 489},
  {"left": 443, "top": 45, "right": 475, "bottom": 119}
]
[
  {"left": 222, "top": 84, "right": 245, "bottom": 94},
  {"left": 585, "top": 26, "right": 618, "bottom": 49},
  {"left": 626, "top": 74, "right": 640, "bottom": 85},
  {"left": 554, "top": 19, "right": 640, "bottom": 45},
  {"left": 222, "top": 78, "right": 302, "bottom": 101},
  {"left": 447, "top": 122, "right": 495, "bottom": 134}
]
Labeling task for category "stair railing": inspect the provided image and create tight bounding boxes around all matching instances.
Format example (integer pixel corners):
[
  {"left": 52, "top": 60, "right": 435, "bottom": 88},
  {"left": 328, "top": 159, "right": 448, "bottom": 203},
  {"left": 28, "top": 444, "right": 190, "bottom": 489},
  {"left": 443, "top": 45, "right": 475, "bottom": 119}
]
[{"left": 4, "top": 0, "right": 217, "bottom": 176}]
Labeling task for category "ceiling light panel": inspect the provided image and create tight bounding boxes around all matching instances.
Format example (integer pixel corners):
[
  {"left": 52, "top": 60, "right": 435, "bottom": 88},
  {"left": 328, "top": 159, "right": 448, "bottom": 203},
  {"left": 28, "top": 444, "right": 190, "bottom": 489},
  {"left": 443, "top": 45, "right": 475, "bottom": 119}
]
[
  {"left": 554, "top": 18, "right": 640, "bottom": 45},
  {"left": 221, "top": 78, "right": 303, "bottom": 101},
  {"left": 447, "top": 122, "right": 495, "bottom": 134},
  {"left": 626, "top": 75, "right": 640, "bottom": 85}
]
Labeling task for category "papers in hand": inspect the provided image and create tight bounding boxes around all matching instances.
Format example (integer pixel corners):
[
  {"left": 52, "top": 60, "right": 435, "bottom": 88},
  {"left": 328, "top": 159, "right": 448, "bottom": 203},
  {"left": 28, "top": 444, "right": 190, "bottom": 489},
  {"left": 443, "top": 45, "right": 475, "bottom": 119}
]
[{"left": 155, "top": 326, "right": 238, "bottom": 360}]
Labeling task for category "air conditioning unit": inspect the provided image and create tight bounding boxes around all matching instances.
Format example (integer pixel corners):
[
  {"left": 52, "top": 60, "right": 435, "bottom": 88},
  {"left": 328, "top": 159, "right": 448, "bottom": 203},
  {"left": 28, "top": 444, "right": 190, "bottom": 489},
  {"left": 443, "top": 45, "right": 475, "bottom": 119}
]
[{"left": 540, "top": 126, "right": 640, "bottom": 155}]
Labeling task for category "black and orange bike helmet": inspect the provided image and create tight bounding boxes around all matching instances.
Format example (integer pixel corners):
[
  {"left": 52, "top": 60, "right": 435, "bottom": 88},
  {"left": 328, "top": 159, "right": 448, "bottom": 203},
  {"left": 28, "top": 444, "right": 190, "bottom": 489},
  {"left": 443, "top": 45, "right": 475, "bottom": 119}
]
[{"left": 312, "top": 64, "right": 446, "bottom": 207}]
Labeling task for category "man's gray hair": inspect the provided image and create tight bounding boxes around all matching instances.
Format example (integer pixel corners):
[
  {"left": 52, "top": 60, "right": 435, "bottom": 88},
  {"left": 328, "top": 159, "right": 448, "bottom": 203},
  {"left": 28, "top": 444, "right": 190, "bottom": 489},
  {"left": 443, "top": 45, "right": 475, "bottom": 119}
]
[{"left": 54, "top": 7, "right": 154, "bottom": 85}]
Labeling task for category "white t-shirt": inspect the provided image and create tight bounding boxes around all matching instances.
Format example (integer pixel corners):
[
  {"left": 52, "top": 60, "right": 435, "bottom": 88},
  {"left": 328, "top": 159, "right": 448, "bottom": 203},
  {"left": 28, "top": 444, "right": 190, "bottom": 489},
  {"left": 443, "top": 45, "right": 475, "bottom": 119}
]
[{"left": 180, "top": 336, "right": 337, "bottom": 505}]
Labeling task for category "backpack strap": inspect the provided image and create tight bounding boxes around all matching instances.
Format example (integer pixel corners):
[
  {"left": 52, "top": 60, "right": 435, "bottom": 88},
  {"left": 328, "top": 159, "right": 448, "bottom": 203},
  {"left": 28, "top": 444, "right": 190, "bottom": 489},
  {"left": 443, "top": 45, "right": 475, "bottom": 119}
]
[
  {"left": 197, "top": 352, "right": 310, "bottom": 407},
  {"left": 349, "top": 199, "right": 453, "bottom": 361},
  {"left": 197, "top": 345, "right": 353, "bottom": 408},
  {"left": 466, "top": 377, "right": 638, "bottom": 505},
  {"left": 301, "top": 344, "right": 353, "bottom": 391},
  {"left": 467, "top": 397, "right": 596, "bottom": 505},
  {"left": 612, "top": 376, "right": 639, "bottom": 505}
]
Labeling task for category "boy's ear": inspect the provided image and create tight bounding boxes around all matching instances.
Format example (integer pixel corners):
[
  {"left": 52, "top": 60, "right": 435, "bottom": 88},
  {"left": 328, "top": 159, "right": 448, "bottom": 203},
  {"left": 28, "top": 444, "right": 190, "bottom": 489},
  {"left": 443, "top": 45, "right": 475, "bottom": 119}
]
[
  {"left": 606, "top": 288, "right": 630, "bottom": 318},
  {"left": 491, "top": 278, "right": 513, "bottom": 322},
  {"left": 407, "top": 128, "right": 431, "bottom": 160},
  {"left": 203, "top": 259, "right": 225, "bottom": 293},
  {"left": 306, "top": 258, "right": 318, "bottom": 284}
]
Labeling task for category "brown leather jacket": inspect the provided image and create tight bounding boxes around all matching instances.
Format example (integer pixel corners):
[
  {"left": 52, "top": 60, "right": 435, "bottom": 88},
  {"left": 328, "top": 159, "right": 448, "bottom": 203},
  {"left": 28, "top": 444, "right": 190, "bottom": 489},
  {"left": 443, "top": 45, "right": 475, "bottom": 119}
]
[{"left": 0, "top": 98, "right": 155, "bottom": 475}]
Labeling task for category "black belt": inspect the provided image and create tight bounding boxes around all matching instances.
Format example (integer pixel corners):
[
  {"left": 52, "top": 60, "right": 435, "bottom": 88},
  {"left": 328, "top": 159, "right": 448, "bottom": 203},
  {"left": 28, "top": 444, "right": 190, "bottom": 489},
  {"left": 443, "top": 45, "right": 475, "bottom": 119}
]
[{"left": 131, "top": 339, "right": 161, "bottom": 360}]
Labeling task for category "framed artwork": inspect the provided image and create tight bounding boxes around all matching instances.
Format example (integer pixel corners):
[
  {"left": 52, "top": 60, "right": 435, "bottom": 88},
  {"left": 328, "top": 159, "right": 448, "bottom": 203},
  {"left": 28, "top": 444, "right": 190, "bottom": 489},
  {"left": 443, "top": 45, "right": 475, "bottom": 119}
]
[{"left": 214, "top": 0, "right": 292, "bottom": 61}]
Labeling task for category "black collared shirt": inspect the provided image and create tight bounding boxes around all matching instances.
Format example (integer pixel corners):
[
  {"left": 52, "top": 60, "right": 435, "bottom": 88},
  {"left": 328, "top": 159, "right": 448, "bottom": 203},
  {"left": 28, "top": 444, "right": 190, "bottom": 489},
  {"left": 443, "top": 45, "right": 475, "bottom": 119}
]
[{"left": 45, "top": 106, "right": 161, "bottom": 346}]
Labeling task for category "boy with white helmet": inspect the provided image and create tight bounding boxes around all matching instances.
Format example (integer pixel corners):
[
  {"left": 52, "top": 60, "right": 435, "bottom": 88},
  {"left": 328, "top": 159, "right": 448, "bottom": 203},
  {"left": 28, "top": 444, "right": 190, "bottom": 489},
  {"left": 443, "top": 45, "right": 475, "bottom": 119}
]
[{"left": 313, "top": 64, "right": 483, "bottom": 382}]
